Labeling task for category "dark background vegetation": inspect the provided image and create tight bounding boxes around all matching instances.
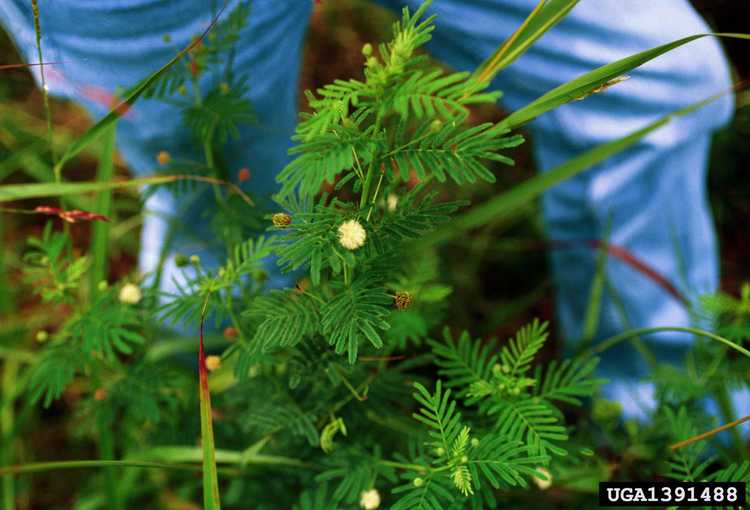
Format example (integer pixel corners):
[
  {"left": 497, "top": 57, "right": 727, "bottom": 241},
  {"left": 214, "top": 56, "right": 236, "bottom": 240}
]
[{"left": 0, "top": 1, "right": 749, "bottom": 508}]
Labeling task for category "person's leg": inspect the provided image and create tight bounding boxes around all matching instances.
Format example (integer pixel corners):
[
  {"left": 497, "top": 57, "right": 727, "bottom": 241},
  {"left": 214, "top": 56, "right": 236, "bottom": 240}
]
[
  {"left": 0, "top": 0, "right": 311, "bottom": 291},
  {"left": 377, "top": 0, "right": 734, "bottom": 416}
]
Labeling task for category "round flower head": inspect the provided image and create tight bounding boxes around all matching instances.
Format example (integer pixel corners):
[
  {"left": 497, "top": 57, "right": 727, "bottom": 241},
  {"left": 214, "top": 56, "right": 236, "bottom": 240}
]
[
  {"left": 119, "top": 283, "right": 142, "bottom": 305},
  {"left": 359, "top": 489, "right": 381, "bottom": 510},
  {"left": 338, "top": 219, "right": 366, "bottom": 250},
  {"left": 394, "top": 291, "right": 412, "bottom": 310},
  {"left": 205, "top": 355, "right": 221, "bottom": 372},
  {"left": 272, "top": 212, "right": 292, "bottom": 228}
]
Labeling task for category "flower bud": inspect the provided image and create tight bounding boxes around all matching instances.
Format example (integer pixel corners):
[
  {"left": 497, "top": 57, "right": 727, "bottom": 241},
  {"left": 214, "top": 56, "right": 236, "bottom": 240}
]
[
  {"left": 36, "top": 330, "right": 48, "bottom": 343},
  {"left": 237, "top": 167, "right": 251, "bottom": 182},
  {"left": 205, "top": 355, "right": 221, "bottom": 372},
  {"left": 189, "top": 254, "right": 201, "bottom": 265},
  {"left": 223, "top": 326, "right": 238, "bottom": 340},
  {"left": 362, "top": 43, "right": 373, "bottom": 57},
  {"left": 413, "top": 477, "right": 424, "bottom": 487},
  {"left": 394, "top": 291, "right": 412, "bottom": 310},
  {"left": 156, "top": 150, "right": 171, "bottom": 165},
  {"left": 272, "top": 213, "right": 292, "bottom": 228}
]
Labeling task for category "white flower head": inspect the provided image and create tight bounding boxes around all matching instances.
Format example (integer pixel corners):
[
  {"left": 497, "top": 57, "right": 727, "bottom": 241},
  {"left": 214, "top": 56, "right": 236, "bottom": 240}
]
[
  {"left": 532, "top": 467, "right": 552, "bottom": 490},
  {"left": 338, "top": 219, "right": 367, "bottom": 250},
  {"left": 359, "top": 489, "right": 381, "bottom": 509},
  {"left": 118, "top": 283, "right": 142, "bottom": 305}
]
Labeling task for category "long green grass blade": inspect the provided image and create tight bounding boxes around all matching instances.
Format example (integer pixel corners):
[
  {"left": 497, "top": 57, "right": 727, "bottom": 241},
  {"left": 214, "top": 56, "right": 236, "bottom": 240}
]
[
  {"left": 590, "top": 326, "right": 750, "bottom": 361},
  {"left": 500, "top": 33, "right": 750, "bottom": 130},
  {"left": 1, "top": 361, "right": 18, "bottom": 510},
  {"left": 426, "top": 93, "right": 726, "bottom": 245},
  {"left": 51, "top": 11, "right": 224, "bottom": 177},
  {"left": 89, "top": 125, "right": 116, "bottom": 298},
  {"left": 474, "top": 0, "right": 579, "bottom": 84},
  {"left": 0, "top": 175, "right": 251, "bottom": 204},
  {"left": 580, "top": 223, "right": 611, "bottom": 345}
]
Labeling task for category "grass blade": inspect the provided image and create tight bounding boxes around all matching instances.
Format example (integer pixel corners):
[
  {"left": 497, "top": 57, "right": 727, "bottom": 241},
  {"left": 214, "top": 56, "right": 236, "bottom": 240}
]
[
  {"left": 473, "top": 0, "right": 579, "bottom": 84},
  {"left": 0, "top": 175, "right": 252, "bottom": 205},
  {"left": 580, "top": 223, "right": 611, "bottom": 347},
  {"left": 426, "top": 92, "right": 727, "bottom": 245},
  {"left": 89, "top": 125, "right": 116, "bottom": 298},
  {"left": 51, "top": 6, "right": 227, "bottom": 177},
  {"left": 198, "top": 298, "right": 221, "bottom": 510},
  {"left": 499, "top": 33, "right": 750, "bottom": 130}
]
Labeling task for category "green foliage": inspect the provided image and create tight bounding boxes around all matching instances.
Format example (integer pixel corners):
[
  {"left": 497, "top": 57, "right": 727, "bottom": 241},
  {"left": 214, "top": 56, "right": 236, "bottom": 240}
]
[
  {"left": 183, "top": 78, "right": 255, "bottom": 145},
  {"left": 7, "top": 1, "right": 750, "bottom": 509},
  {"left": 23, "top": 221, "right": 88, "bottom": 303},
  {"left": 320, "top": 275, "right": 392, "bottom": 364},
  {"left": 277, "top": 0, "right": 520, "bottom": 199},
  {"left": 429, "top": 322, "right": 605, "bottom": 458},
  {"left": 244, "top": 289, "right": 319, "bottom": 354}
]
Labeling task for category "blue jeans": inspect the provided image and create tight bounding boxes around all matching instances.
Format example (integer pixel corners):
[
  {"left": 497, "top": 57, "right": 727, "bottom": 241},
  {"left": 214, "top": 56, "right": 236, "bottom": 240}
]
[{"left": 1, "top": 0, "right": 740, "bottom": 419}]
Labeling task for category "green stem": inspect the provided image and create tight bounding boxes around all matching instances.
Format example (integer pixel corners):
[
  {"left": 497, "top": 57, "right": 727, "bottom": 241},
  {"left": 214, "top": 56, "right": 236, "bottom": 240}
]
[
  {"left": 98, "top": 415, "right": 121, "bottom": 510},
  {"left": 579, "top": 222, "right": 611, "bottom": 349},
  {"left": 0, "top": 460, "right": 206, "bottom": 477},
  {"left": 602, "top": 278, "right": 657, "bottom": 369},
  {"left": 589, "top": 326, "right": 750, "bottom": 360},
  {"left": 1, "top": 361, "right": 18, "bottom": 510},
  {"left": 359, "top": 115, "right": 383, "bottom": 210},
  {"left": 89, "top": 125, "right": 116, "bottom": 298},
  {"left": 378, "top": 460, "right": 428, "bottom": 473},
  {"left": 31, "top": 0, "right": 55, "bottom": 172}
]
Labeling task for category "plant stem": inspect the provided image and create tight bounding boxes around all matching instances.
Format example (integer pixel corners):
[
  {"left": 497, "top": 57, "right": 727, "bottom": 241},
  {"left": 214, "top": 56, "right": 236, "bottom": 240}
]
[
  {"left": 713, "top": 382, "right": 746, "bottom": 457},
  {"left": 378, "top": 459, "right": 428, "bottom": 473},
  {"left": 198, "top": 296, "right": 222, "bottom": 510},
  {"left": 0, "top": 460, "right": 205, "bottom": 476},
  {"left": 90, "top": 125, "right": 116, "bottom": 298},
  {"left": 1, "top": 361, "right": 18, "bottom": 510},
  {"left": 670, "top": 414, "right": 750, "bottom": 451},
  {"left": 31, "top": 0, "right": 55, "bottom": 172},
  {"left": 359, "top": 115, "right": 382, "bottom": 210},
  {"left": 98, "top": 415, "right": 121, "bottom": 510},
  {"left": 589, "top": 326, "right": 750, "bottom": 361}
]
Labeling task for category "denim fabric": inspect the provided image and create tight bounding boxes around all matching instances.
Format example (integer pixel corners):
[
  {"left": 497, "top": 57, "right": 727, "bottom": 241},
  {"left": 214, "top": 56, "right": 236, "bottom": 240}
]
[{"left": 0, "top": 0, "right": 739, "bottom": 419}]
